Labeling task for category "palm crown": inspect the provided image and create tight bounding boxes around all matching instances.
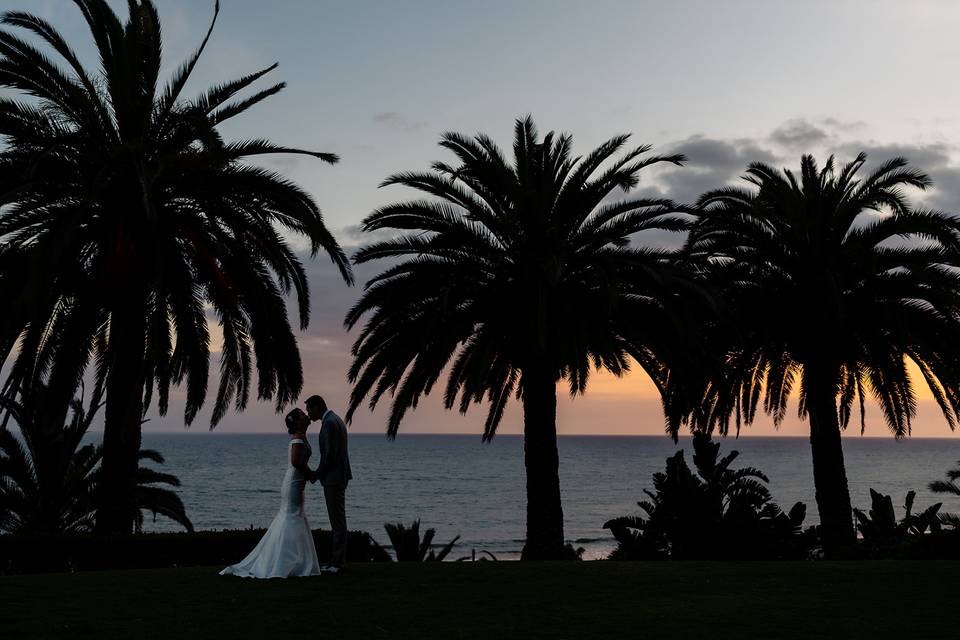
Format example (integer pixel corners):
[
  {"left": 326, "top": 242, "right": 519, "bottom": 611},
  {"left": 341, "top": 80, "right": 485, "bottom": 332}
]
[
  {"left": 688, "top": 154, "right": 960, "bottom": 435},
  {"left": 348, "top": 116, "right": 696, "bottom": 436}
]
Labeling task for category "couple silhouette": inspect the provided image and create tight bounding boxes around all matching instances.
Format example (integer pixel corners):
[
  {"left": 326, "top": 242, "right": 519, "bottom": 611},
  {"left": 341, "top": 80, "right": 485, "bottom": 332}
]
[{"left": 220, "top": 395, "right": 352, "bottom": 578}]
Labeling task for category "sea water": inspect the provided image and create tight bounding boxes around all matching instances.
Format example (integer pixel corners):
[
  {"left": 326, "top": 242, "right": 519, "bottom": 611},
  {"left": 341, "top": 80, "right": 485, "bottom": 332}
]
[{"left": 138, "top": 433, "right": 960, "bottom": 560}]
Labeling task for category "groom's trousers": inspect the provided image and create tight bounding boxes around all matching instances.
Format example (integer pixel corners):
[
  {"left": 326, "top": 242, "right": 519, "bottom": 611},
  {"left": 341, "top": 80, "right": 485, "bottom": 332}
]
[{"left": 323, "top": 483, "right": 348, "bottom": 566}]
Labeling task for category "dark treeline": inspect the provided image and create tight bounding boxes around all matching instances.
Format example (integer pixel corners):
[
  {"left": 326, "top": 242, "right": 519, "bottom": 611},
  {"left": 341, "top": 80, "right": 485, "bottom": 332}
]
[{"left": 3, "top": 0, "right": 960, "bottom": 561}]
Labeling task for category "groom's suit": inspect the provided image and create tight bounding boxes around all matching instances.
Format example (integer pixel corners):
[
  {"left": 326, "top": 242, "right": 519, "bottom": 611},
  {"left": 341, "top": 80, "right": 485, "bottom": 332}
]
[{"left": 317, "top": 409, "right": 351, "bottom": 567}]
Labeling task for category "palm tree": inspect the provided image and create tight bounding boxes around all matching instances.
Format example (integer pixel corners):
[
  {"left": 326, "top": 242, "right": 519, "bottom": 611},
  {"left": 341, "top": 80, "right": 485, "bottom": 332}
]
[
  {"left": 0, "top": 382, "right": 192, "bottom": 534},
  {"left": 0, "top": 1, "right": 352, "bottom": 533},
  {"left": 346, "top": 117, "right": 704, "bottom": 559},
  {"left": 685, "top": 154, "right": 960, "bottom": 551}
]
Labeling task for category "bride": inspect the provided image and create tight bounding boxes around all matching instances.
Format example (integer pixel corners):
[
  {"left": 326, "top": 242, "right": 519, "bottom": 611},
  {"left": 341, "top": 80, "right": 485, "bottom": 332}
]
[{"left": 220, "top": 408, "right": 321, "bottom": 578}]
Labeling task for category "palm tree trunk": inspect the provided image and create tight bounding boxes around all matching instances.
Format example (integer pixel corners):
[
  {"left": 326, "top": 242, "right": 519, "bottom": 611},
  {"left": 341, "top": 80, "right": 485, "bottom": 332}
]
[
  {"left": 95, "top": 292, "right": 147, "bottom": 534},
  {"left": 520, "top": 366, "right": 565, "bottom": 560},
  {"left": 806, "top": 372, "right": 855, "bottom": 554}
]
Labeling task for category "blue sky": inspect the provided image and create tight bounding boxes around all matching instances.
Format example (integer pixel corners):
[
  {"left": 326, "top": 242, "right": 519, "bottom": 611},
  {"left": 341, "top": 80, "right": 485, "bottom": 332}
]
[{"left": 6, "top": 1, "right": 960, "bottom": 436}]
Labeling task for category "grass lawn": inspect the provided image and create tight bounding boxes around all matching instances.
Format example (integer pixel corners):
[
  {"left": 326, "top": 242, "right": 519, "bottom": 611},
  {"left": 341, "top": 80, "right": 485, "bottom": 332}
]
[{"left": 2, "top": 561, "right": 958, "bottom": 639}]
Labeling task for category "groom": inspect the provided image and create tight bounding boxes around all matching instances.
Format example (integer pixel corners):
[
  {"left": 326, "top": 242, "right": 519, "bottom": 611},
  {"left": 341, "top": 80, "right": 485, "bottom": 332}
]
[{"left": 305, "top": 395, "right": 352, "bottom": 573}]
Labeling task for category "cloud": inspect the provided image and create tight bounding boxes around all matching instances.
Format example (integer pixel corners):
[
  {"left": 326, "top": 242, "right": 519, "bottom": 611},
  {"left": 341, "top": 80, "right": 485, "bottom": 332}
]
[
  {"left": 372, "top": 111, "right": 429, "bottom": 133},
  {"left": 770, "top": 119, "right": 829, "bottom": 149},
  {"left": 647, "top": 135, "right": 779, "bottom": 205},
  {"left": 927, "top": 167, "right": 960, "bottom": 213},
  {"left": 767, "top": 117, "right": 867, "bottom": 151},
  {"left": 626, "top": 120, "right": 960, "bottom": 247},
  {"left": 636, "top": 123, "right": 960, "bottom": 215},
  {"left": 600, "top": 136, "right": 778, "bottom": 250},
  {"left": 340, "top": 224, "right": 400, "bottom": 246},
  {"left": 836, "top": 141, "right": 952, "bottom": 171},
  {"left": 820, "top": 117, "right": 868, "bottom": 134}
]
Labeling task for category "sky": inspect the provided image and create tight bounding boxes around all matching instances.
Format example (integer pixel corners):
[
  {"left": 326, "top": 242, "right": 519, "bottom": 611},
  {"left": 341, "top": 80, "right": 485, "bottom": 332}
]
[{"left": 6, "top": 0, "right": 960, "bottom": 437}]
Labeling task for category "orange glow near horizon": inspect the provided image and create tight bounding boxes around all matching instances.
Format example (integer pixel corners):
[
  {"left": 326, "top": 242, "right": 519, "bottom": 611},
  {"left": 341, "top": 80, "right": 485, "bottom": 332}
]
[
  {"left": 551, "top": 358, "right": 953, "bottom": 438},
  {"left": 135, "top": 344, "right": 959, "bottom": 438}
]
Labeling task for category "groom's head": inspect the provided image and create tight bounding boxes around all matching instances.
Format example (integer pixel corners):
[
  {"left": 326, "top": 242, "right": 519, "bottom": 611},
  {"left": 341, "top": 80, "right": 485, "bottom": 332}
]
[{"left": 305, "top": 395, "right": 327, "bottom": 421}]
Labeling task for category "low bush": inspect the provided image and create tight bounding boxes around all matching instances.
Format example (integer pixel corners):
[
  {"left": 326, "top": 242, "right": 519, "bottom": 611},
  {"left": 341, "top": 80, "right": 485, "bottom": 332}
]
[
  {"left": 0, "top": 528, "right": 389, "bottom": 574},
  {"left": 855, "top": 489, "right": 944, "bottom": 543},
  {"left": 376, "top": 520, "right": 460, "bottom": 562},
  {"left": 604, "top": 433, "right": 815, "bottom": 560}
]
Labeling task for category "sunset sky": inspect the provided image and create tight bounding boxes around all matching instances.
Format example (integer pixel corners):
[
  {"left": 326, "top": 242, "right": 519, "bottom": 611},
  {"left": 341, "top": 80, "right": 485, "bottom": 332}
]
[{"left": 10, "top": 1, "right": 960, "bottom": 436}]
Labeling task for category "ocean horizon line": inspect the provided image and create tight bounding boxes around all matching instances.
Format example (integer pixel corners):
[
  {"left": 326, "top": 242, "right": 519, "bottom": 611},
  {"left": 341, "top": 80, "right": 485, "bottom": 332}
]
[{"left": 118, "top": 430, "right": 960, "bottom": 440}]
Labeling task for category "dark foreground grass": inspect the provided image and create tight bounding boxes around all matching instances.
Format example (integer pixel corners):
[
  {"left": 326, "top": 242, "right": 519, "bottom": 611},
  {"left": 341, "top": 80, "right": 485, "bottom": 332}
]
[{"left": 2, "top": 561, "right": 958, "bottom": 639}]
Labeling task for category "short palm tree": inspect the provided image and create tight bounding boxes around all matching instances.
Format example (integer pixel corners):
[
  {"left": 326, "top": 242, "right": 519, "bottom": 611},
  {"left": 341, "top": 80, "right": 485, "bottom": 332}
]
[
  {"left": 346, "top": 117, "right": 704, "bottom": 559},
  {"left": 685, "top": 154, "right": 960, "bottom": 550},
  {"left": 0, "top": 382, "right": 192, "bottom": 534},
  {"left": 0, "top": 0, "right": 351, "bottom": 533}
]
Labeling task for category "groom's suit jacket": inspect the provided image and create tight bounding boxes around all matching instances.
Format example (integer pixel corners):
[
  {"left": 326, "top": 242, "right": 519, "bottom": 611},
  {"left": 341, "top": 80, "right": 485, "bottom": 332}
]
[{"left": 317, "top": 410, "right": 352, "bottom": 487}]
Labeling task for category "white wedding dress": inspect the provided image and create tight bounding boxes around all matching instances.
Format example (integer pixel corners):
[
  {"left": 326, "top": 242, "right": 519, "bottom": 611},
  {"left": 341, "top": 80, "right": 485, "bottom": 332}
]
[{"left": 220, "top": 438, "right": 321, "bottom": 578}]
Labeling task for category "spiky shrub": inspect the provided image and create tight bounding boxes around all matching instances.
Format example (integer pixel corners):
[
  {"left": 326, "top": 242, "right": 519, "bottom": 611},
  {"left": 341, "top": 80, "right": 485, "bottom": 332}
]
[
  {"left": 604, "top": 433, "right": 809, "bottom": 560},
  {"left": 930, "top": 462, "right": 960, "bottom": 497},
  {"left": 929, "top": 462, "right": 960, "bottom": 530},
  {"left": 0, "top": 383, "right": 192, "bottom": 534},
  {"left": 0, "top": 0, "right": 351, "bottom": 533},
  {"left": 379, "top": 520, "right": 460, "bottom": 562},
  {"left": 854, "top": 489, "right": 945, "bottom": 545}
]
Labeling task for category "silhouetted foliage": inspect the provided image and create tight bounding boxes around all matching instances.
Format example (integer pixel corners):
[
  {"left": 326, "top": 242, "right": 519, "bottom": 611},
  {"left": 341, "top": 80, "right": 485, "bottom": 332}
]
[
  {"left": 0, "top": 383, "right": 191, "bottom": 534},
  {"left": 0, "top": 0, "right": 351, "bottom": 534},
  {"left": 853, "top": 489, "right": 944, "bottom": 545},
  {"left": 683, "top": 153, "right": 960, "bottom": 552},
  {"left": 346, "top": 116, "right": 707, "bottom": 559},
  {"left": 0, "top": 529, "right": 385, "bottom": 574},
  {"left": 377, "top": 520, "right": 460, "bottom": 562},
  {"left": 930, "top": 462, "right": 960, "bottom": 497},
  {"left": 604, "top": 433, "right": 810, "bottom": 560},
  {"left": 929, "top": 462, "right": 960, "bottom": 529}
]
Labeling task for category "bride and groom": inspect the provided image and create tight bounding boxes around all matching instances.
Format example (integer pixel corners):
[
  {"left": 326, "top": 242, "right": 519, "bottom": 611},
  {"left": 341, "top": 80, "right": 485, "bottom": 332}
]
[{"left": 220, "top": 395, "right": 352, "bottom": 578}]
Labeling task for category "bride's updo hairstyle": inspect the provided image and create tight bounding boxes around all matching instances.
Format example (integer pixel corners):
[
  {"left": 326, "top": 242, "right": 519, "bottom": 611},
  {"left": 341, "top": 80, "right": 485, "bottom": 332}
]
[{"left": 285, "top": 408, "right": 308, "bottom": 434}]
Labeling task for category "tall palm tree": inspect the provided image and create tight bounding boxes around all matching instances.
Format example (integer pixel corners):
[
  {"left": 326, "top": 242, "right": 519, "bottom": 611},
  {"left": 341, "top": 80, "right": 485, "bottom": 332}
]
[
  {"left": 346, "top": 117, "right": 704, "bottom": 559},
  {"left": 0, "top": 0, "right": 352, "bottom": 533},
  {"left": 0, "top": 382, "right": 193, "bottom": 534},
  {"left": 685, "top": 154, "right": 960, "bottom": 551}
]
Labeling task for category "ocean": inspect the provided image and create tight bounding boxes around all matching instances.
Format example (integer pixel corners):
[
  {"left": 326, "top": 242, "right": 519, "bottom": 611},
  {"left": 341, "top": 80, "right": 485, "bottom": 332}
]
[{"left": 139, "top": 433, "right": 960, "bottom": 560}]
